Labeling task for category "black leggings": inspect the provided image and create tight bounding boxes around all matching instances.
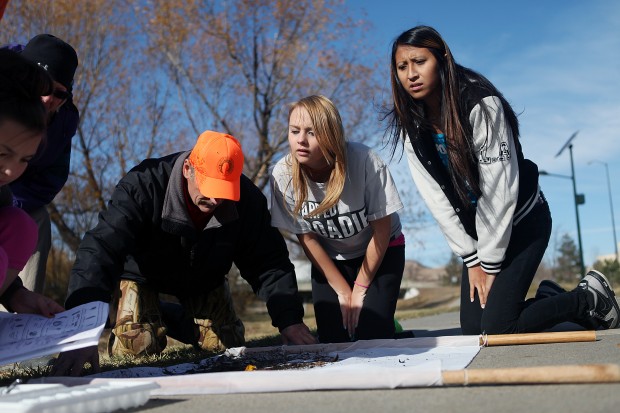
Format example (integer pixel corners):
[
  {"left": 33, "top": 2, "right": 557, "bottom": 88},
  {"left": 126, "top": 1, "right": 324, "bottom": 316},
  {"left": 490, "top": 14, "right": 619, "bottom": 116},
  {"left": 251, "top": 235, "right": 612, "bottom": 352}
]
[
  {"left": 311, "top": 245, "right": 405, "bottom": 343},
  {"left": 460, "top": 201, "right": 590, "bottom": 335}
]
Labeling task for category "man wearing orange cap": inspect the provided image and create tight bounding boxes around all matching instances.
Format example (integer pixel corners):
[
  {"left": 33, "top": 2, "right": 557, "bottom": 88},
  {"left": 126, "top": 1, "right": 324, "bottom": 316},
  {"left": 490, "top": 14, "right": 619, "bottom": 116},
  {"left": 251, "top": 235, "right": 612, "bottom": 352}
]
[{"left": 52, "top": 131, "right": 316, "bottom": 376}]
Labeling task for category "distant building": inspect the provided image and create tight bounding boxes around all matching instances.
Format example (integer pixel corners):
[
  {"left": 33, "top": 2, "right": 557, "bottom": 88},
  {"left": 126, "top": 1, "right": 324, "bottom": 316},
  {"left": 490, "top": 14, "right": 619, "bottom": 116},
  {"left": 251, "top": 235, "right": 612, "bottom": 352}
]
[{"left": 594, "top": 242, "right": 620, "bottom": 263}]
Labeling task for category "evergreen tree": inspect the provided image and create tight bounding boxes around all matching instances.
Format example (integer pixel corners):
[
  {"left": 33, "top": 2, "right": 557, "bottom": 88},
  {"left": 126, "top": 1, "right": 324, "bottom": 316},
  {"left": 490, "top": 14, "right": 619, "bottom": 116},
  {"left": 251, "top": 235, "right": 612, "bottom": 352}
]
[
  {"left": 554, "top": 233, "right": 581, "bottom": 282},
  {"left": 592, "top": 258, "right": 620, "bottom": 285},
  {"left": 442, "top": 253, "right": 462, "bottom": 285}
]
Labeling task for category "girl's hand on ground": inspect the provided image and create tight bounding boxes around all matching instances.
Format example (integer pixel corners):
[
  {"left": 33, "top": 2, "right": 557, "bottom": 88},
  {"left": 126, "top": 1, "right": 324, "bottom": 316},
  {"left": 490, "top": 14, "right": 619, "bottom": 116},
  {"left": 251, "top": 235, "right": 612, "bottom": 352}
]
[
  {"left": 336, "top": 289, "right": 352, "bottom": 336},
  {"left": 50, "top": 346, "right": 100, "bottom": 377},
  {"left": 348, "top": 284, "right": 367, "bottom": 338},
  {"left": 468, "top": 265, "right": 489, "bottom": 308}
]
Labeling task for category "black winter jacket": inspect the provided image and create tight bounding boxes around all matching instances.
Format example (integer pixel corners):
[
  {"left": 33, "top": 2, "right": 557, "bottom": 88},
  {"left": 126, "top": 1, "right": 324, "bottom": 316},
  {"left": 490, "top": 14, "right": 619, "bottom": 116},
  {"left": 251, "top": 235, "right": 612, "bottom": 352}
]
[{"left": 66, "top": 151, "right": 304, "bottom": 331}]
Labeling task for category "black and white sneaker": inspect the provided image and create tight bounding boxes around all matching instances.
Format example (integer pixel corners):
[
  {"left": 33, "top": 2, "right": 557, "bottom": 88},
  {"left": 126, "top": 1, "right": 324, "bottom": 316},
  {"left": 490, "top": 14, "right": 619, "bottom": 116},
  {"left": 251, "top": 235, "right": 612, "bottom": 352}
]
[
  {"left": 577, "top": 270, "right": 620, "bottom": 329},
  {"left": 535, "top": 280, "right": 566, "bottom": 300}
]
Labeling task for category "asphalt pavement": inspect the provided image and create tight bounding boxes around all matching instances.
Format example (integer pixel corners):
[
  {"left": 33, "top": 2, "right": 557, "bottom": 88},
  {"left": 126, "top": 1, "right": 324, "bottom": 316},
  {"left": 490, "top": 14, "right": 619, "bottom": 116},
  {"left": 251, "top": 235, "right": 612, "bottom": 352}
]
[{"left": 126, "top": 312, "right": 620, "bottom": 413}]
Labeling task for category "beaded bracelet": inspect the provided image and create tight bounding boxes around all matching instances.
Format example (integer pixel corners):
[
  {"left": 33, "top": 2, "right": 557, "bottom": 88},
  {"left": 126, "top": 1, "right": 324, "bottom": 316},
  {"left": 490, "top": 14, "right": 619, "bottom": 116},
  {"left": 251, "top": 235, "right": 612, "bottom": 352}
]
[{"left": 354, "top": 281, "right": 369, "bottom": 289}]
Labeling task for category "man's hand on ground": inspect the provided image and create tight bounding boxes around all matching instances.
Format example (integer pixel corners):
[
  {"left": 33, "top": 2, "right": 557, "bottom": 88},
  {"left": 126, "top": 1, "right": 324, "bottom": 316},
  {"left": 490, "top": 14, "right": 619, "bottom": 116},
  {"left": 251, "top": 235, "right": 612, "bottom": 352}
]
[
  {"left": 50, "top": 346, "right": 100, "bottom": 377},
  {"left": 280, "top": 323, "right": 318, "bottom": 345}
]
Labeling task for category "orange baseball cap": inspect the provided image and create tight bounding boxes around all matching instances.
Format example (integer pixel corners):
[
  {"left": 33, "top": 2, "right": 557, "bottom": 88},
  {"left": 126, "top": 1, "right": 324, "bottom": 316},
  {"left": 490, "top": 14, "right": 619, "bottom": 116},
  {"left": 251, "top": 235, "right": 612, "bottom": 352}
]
[{"left": 188, "top": 131, "right": 244, "bottom": 201}]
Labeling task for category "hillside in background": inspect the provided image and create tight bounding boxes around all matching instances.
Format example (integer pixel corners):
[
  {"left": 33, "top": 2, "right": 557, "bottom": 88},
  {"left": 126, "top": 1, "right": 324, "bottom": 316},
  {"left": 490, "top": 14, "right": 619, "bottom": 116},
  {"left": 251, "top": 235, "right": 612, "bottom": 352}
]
[
  {"left": 290, "top": 258, "right": 446, "bottom": 285},
  {"left": 403, "top": 260, "right": 446, "bottom": 284}
]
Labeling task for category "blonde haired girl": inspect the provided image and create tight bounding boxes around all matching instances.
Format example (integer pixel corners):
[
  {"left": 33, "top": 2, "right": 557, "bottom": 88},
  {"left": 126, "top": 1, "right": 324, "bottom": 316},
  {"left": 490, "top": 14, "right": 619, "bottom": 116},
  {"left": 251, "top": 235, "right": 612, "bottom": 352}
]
[{"left": 270, "top": 95, "right": 406, "bottom": 343}]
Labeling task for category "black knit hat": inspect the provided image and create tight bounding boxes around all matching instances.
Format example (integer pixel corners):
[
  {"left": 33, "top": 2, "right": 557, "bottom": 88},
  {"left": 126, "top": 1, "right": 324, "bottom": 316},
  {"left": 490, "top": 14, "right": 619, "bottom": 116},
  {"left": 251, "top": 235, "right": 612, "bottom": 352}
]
[{"left": 21, "top": 34, "right": 78, "bottom": 91}]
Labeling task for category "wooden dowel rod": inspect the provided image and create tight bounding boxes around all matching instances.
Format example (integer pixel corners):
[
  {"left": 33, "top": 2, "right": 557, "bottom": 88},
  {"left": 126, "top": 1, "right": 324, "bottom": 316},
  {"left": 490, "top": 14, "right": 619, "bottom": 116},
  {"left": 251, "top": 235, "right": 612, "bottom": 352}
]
[
  {"left": 442, "top": 364, "right": 620, "bottom": 386},
  {"left": 480, "top": 330, "right": 597, "bottom": 346}
]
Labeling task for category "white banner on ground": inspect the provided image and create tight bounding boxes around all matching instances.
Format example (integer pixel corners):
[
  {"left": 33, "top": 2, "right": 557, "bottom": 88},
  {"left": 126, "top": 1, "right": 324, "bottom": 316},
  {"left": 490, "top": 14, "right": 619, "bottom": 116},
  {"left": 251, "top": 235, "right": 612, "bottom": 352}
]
[{"left": 36, "top": 335, "right": 481, "bottom": 395}]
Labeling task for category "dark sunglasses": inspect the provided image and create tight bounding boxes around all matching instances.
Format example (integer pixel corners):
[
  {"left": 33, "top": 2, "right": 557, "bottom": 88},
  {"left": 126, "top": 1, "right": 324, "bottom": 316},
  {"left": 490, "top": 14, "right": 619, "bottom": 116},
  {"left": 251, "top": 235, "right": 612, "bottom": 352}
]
[{"left": 52, "top": 89, "right": 71, "bottom": 100}]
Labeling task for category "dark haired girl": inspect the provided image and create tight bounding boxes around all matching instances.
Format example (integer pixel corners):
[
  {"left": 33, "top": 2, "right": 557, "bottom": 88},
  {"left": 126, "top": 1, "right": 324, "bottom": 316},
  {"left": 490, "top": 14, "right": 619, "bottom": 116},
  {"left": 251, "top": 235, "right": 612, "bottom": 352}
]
[
  {"left": 0, "top": 49, "right": 64, "bottom": 316},
  {"left": 386, "top": 26, "right": 619, "bottom": 334}
]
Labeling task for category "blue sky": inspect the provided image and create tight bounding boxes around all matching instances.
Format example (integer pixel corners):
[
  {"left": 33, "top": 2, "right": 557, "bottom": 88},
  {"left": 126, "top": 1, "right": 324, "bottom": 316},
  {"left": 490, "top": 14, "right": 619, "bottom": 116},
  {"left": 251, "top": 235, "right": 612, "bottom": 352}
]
[{"left": 349, "top": 0, "right": 620, "bottom": 268}]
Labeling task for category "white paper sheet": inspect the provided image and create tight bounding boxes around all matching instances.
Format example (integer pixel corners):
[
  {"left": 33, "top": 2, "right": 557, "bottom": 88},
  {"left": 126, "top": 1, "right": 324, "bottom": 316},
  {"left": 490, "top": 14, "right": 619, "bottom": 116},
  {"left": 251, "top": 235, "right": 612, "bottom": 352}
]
[
  {"left": 0, "top": 301, "right": 109, "bottom": 366},
  {"left": 34, "top": 335, "right": 481, "bottom": 394}
]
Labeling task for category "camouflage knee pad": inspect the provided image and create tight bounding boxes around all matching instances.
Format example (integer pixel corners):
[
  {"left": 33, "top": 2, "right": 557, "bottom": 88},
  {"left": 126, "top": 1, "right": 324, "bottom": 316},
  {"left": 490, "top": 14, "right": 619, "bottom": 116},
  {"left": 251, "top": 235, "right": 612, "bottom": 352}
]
[
  {"left": 187, "top": 281, "right": 246, "bottom": 351},
  {"left": 111, "top": 279, "right": 245, "bottom": 355},
  {"left": 111, "top": 322, "right": 168, "bottom": 356},
  {"left": 194, "top": 317, "right": 245, "bottom": 352},
  {"left": 110, "top": 279, "right": 167, "bottom": 357}
]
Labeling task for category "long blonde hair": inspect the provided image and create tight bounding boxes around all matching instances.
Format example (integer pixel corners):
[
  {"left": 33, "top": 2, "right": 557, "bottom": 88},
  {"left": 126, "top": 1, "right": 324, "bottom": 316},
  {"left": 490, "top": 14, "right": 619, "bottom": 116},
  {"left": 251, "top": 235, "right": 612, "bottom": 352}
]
[{"left": 288, "top": 95, "right": 347, "bottom": 218}]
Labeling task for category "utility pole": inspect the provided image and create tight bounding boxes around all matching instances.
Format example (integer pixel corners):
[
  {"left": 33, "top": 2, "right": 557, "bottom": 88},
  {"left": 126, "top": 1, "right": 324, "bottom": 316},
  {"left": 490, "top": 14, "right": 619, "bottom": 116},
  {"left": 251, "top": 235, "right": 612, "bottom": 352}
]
[
  {"left": 550, "top": 131, "right": 585, "bottom": 276},
  {"left": 589, "top": 160, "right": 619, "bottom": 263}
]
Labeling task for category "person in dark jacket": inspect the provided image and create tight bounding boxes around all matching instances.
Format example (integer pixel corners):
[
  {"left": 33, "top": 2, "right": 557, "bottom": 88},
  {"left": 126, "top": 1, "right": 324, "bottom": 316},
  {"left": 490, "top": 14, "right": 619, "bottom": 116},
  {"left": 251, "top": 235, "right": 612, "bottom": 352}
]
[
  {"left": 0, "top": 49, "right": 64, "bottom": 317},
  {"left": 385, "top": 25, "right": 619, "bottom": 335},
  {"left": 52, "top": 130, "right": 316, "bottom": 376},
  {"left": 4, "top": 34, "right": 80, "bottom": 294}
]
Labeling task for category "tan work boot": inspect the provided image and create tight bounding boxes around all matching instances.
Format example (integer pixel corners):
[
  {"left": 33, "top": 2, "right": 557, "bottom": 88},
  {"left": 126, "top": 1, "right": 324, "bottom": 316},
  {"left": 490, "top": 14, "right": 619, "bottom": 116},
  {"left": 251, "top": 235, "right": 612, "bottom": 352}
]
[
  {"left": 109, "top": 279, "right": 167, "bottom": 357},
  {"left": 186, "top": 280, "right": 246, "bottom": 352}
]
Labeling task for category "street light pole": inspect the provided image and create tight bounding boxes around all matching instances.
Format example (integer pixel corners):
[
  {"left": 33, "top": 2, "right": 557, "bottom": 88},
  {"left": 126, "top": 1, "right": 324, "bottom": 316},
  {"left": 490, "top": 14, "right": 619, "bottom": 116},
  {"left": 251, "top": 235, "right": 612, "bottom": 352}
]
[
  {"left": 542, "top": 131, "right": 586, "bottom": 276},
  {"left": 567, "top": 141, "right": 585, "bottom": 276},
  {"left": 589, "top": 160, "right": 619, "bottom": 263}
]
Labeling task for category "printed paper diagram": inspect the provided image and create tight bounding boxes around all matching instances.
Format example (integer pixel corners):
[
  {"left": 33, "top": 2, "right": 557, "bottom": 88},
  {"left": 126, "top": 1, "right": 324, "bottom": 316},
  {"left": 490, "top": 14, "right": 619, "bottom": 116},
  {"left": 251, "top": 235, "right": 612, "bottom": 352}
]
[{"left": 0, "top": 301, "right": 109, "bottom": 365}]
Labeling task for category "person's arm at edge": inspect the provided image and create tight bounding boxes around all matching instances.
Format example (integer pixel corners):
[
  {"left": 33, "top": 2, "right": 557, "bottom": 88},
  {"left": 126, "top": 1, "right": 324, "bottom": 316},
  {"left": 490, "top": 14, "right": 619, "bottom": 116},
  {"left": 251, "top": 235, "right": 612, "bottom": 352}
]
[{"left": 0, "top": 276, "right": 64, "bottom": 316}]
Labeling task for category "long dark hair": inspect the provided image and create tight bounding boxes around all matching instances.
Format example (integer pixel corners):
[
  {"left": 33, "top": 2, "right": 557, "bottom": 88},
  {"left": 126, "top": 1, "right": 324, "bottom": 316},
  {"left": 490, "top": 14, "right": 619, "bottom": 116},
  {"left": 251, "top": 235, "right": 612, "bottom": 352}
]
[
  {"left": 0, "top": 49, "right": 53, "bottom": 135},
  {"left": 385, "top": 26, "right": 519, "bottom": 206}
]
